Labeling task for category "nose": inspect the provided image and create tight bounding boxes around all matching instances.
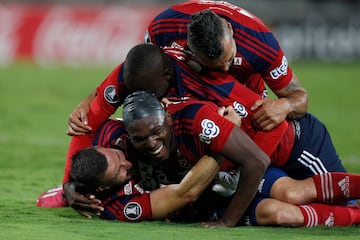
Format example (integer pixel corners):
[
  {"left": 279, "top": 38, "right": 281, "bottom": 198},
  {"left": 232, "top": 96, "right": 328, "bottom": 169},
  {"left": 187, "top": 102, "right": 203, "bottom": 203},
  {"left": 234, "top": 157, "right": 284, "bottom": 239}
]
[{"left": 145, "top": 136, "right": 157, "bottom": 149}]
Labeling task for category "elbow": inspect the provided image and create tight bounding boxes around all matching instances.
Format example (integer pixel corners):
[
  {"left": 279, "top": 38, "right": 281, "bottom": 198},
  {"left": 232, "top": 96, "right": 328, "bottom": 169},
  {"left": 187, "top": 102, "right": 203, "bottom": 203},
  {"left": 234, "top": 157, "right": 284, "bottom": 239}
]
[
  {"left": 184, "top": 190, "right": 201, "bottom": 204},
  {"left": 258, "top": 153, "right": 271, "bottom": 171}
]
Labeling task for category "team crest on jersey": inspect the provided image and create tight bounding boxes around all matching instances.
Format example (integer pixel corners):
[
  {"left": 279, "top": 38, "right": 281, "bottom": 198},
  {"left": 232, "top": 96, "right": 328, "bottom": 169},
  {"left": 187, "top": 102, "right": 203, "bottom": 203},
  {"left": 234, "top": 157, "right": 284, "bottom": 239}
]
[
  {"left": 124, "top": 202, "right": 142, "bottom": 221},
  {"left": 233, "top": 101, "right": 248, "bottom": 117},
  {"left": 104, "top": 85, "right": 118, "bottom": 104},
  {"left": 270, "top": 56, "right": 288, "bottom": 79},
  {"left": 199, "top": 119, "right": 220, "bottom": 144}
]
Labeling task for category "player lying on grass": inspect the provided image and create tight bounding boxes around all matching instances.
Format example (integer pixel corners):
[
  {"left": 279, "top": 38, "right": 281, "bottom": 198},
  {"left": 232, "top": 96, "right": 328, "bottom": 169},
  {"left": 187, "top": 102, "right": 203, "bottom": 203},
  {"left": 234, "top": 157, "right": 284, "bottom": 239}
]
[
  {"left": 70, "top": 146, "right": 222, "bottom": 221},
  {"left": 69, "top": 136, "right": 360, "bottom": 227}
]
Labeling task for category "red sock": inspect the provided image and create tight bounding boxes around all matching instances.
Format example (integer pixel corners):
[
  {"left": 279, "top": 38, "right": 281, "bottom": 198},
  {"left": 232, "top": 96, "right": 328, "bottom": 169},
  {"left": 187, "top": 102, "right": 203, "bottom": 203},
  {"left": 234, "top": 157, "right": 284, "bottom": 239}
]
[
  {"left": 299, "top": 203, "right": 360, "bottom": 227},
  {"left": 312, "top": 172, "right": 360, "bottom": 203}
]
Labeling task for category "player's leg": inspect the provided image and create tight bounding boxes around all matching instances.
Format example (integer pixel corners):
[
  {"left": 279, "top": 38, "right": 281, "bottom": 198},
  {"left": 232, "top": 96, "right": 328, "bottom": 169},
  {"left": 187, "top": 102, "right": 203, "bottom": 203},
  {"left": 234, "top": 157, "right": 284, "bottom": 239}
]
[
  {"left": 268, "top": 170, "right": 360, "bottom": 205},
  {"left": 253, "top": 198, "right": 360, "bottom": 227},
  {"left": 283, "top": 113, "right": 347, "bottom": 179},
  {"left": 214, "top": 167, "right": 360, "bottom": 205}
]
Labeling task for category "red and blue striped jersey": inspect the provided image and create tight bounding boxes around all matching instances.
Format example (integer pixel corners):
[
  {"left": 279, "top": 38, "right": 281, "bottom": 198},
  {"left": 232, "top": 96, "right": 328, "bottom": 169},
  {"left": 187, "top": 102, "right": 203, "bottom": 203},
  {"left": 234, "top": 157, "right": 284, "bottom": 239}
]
[
  {"left": 98, "top": 179, "right": 152, "bottom": 222},
  {"left": 146, "top": 0, "right": 293, "bottom": 96},
  {"left": 92, "top": 119, "right": 154, "bottom": 222},
  {"left": 164, "top": 49, "right": 291, "bottom": 163}
]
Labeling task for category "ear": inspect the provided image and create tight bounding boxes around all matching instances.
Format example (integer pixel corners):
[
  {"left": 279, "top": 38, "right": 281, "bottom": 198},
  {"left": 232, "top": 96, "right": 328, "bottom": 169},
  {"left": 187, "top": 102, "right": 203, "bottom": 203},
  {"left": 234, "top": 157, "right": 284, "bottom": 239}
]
[
  {"left": 165, "top": 111, "right": 173, "bottom": 125},
  {"left": 223, "top": 18, "right": 234, "bottom": 36}
]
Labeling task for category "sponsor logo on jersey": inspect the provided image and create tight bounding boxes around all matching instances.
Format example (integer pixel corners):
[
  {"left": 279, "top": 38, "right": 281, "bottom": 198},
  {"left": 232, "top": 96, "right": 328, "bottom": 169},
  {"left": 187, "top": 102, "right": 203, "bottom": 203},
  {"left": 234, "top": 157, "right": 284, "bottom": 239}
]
[
  {"left": 233, "top": 57, "right": 242, "bottom": 66},
  {"left": 124, "top": 202, "right": 142, "bottom": 221},
  {"left": 270, "top": 56, "right": 288, "bottom": 79},
  {"left": 124, "top": 182, "right": 133, "bottom": 195},
  {"left": 233, "top": 101, "right": 248, "bottom": 117},
  {"left": 338, "top": 176, "right": 350, "bottom": 198},
  {"left": 199, "top": 119, "right": 220, "bottom": 144},
  {"left": 104, "top": 85, "right": 118, "bottom": 104}
]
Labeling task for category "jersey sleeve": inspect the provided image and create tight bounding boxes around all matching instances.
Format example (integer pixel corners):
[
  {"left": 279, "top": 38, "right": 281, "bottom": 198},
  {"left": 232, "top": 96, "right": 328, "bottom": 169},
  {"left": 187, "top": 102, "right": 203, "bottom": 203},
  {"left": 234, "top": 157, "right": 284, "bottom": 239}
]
[
  {"left": 191, "top": 103, "right": 235, "bottom": 153},
  {"left": 100, "top": 180, "right": 153, "bottom": 222},
  {"left": 262, "top": 51, "right": 293, "bottom": 92},
  {"left": 83, "top": 64, "right": 129, "bottom": 142}
]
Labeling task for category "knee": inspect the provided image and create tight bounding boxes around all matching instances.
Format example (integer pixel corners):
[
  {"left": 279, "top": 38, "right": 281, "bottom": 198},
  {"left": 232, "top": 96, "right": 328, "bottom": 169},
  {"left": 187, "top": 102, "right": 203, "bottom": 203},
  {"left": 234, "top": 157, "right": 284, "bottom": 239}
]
[
  {"left": 256, "top": 200, "right": 284, "bottom": 225},
  {"left": 256, "top": 199, "right": 302, "bottom": 227},
  {"left": 281, "top": 190, "right": 304, "bottom": 205}
]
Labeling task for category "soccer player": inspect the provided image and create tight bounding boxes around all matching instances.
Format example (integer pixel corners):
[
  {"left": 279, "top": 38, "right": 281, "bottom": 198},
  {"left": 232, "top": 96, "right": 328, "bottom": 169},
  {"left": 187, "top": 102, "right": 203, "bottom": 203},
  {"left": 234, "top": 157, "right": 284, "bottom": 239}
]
[
  {"left": 70, "top": 146, "right": 221, "bottom": 221},
  {"left": 121, "top": 90, "right": 348, "bottom": 227},
  {"left": 121, "top": 91, "right": 270, "bottom": 227},
  {"left": 145, "top": 0, "right": 308, "bottom": 131}
]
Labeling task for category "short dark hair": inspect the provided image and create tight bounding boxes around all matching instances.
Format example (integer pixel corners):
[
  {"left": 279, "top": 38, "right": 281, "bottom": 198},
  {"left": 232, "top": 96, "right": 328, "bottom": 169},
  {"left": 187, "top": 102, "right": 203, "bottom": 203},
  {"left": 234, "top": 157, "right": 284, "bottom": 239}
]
[
  {"left": 70, "top": 147, "right": 108, "bottom": 188},
  {"left": 122, "top": 90, "right": 165, "bottom": 127},
  {"left": 188, "top": 10, "right": 225, "bottom": 59},
  {"left": 123, "top": 43, "right": 163, "bottom": 81}
]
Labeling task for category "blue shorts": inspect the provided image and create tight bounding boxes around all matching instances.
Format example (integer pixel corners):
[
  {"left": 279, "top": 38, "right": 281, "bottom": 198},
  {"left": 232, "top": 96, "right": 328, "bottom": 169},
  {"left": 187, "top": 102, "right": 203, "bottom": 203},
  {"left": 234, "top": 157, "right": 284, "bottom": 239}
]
[{"left": 282, "top": 113, "right": 347, "bottom": 179}]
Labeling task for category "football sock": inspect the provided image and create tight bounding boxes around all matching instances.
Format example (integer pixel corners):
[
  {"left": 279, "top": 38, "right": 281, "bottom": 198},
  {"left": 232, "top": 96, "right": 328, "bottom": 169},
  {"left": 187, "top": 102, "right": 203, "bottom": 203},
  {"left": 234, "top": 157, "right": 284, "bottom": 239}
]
[
  {"left": 313, "top": 172, "right": 360, "bottom": 203},
  {"left": 299, "top": 203, "right": 360, "bottom": 227}
]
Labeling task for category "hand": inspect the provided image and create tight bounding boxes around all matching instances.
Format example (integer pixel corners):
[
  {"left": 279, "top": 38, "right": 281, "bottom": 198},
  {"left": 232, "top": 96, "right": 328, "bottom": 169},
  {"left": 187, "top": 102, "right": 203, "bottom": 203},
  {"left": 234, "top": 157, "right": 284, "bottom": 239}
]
[
  {"left": 217, "top": 106, "right": 241, "bottom": 127},
  {"left": 66, "top": 104, "right": 92, "bottom": 136},
  {"left": 251, "top": 98, "right": 290, "bottom": 131},
  {"left": 63, "top": 182, "right": 103, "bottom": 219},
  {"left": 201, "top": 219, "right": 231, "bottom": 228}
]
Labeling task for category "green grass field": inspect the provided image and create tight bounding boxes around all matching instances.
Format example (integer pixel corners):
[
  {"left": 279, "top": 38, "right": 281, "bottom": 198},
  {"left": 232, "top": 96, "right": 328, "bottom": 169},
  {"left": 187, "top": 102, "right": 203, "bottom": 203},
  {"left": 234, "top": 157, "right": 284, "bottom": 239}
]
[{"left": 0, "top": 61, "right": 360, "bottom": 240}]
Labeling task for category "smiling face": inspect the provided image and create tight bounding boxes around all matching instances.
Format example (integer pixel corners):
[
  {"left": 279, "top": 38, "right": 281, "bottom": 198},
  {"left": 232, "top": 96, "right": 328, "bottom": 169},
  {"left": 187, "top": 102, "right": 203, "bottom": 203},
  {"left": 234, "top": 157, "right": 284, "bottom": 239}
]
[
  {"left": 96, "top": 147, "right": 134, "bottom": 188},
  {"left": 126, "top": 114, "right": 173, "bottom": 163}
]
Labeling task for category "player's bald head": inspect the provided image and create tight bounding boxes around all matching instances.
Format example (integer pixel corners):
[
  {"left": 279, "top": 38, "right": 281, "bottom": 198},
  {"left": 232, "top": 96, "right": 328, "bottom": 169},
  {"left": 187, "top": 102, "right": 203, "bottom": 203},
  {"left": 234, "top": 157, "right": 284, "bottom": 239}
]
[{"left": 124, "top": 43, "right": 171, "bottom": 98}]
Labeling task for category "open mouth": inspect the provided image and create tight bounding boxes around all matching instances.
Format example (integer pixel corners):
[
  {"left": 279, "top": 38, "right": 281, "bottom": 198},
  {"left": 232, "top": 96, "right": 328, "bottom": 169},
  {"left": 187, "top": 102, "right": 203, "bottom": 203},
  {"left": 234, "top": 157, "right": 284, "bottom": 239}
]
[{"left": 147, "top": 143, "right": 164, "bottom": 156}]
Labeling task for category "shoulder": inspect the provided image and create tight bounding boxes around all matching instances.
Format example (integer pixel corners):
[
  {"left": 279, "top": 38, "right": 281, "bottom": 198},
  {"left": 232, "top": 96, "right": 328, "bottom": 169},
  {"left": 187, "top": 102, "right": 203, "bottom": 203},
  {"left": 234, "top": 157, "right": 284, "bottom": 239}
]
[{"left": 100, "top": 180, "right": 152, "bottom": 222}]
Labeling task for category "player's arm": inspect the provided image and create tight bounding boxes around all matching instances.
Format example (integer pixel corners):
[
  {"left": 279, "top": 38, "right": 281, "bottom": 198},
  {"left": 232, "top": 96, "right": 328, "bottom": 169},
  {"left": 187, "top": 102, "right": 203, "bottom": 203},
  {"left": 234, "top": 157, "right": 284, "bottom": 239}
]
[
  {"left": 252, "top": 73, "right": 308, "bottom": 131},
  {"left": 272, "top": 73, "right": 308, "bottom": 120},
  {"left": 149, "top": 154, "right": 221, "bottom": 219},
  {"left": 204, "top": 126, "right": 270, "bottom": 227},
  {"left": 67, "top": 89, "right": 96, "bottom": 136},
  {"left": 66, "top": 64, "right": 124, "bottom": 136}
]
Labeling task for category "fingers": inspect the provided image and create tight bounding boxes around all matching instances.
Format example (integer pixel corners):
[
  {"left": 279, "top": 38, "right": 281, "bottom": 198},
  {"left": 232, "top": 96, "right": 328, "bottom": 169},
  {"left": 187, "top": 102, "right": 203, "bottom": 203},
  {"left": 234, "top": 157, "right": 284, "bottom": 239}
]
[
  {"left": 66, "top": 112, "right": 92, "bottom": 136},
  {"left": 201, "top": 221, "right": 227, "bottom": 228},
  {"left": 161, "top": 98, "right": 171, "bottom": 107},
  {"left": 70, "top": 198, "right": 104, "bottom": 218},
  {"left": 66, "top": 123, "right": 91, "bottom": 136},
  {"left": 217, "top": 106, "right": 226, "bottom": 116},
  {"left": 251, "top": 99, "right": 265, "bottom": 111},
  {"left": 76, "top": 209, "right": 93, "bottom": 219}
]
